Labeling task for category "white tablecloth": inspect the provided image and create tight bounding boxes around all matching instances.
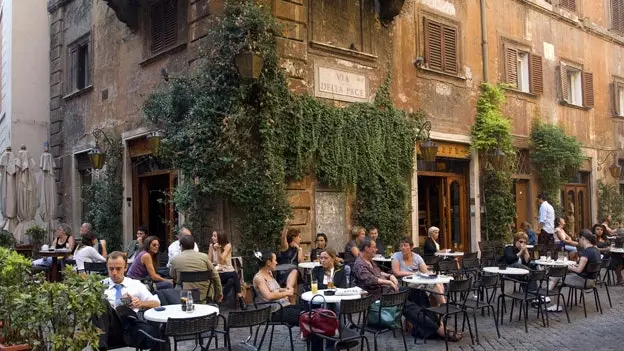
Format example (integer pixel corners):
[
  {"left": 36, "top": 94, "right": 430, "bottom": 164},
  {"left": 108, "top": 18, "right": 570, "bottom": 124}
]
[
  {"left": 402, "top": 274, "right": 453, "bottom": 285},
  {"left": 298, "top": 262, "right": 321, "bottom": 269},
  {"left": 483, "top": 267, "right": 529, "bottom": 275},
  {"left": 301, "top": 289, "right": 365, "bottom": 304}
]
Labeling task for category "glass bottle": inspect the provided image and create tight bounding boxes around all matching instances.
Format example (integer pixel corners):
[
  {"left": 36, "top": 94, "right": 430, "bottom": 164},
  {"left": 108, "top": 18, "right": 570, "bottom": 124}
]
[{"left": 186, "top": 290, "right": 194, "bottom": 312}]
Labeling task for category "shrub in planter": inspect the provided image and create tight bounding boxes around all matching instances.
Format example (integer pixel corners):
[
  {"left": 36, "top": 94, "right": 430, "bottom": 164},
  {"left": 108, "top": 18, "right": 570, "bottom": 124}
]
[{"left": 0, "top": 230, "right": 15, "bottom": 249}]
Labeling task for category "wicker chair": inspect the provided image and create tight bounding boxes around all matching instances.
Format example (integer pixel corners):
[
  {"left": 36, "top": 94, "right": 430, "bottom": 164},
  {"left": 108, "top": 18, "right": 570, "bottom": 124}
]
[
  {"left": 180, "top": 271, "right": 214, "bottom": 304},
  {"left": 463, "top": 252, "right": 478, "bottom": 260},
  {"left": 311, "top": 295, "right": 373, "bottom": 351},
  {"left": 363, "top": 290, "right": 409, "bottom": 351},
  {"left": 84, "top": 261, "right": 107, "bottom": 275},
  {"left": 213, "top": 306, "right": 272, "bottom": 351},
  {"left": 164, "top": 312, "right": 219, "bottom": 351},
  {"left": 437, "top": 259, "right": 460, "bottom": 278},
  {"left": 460, "top": 258, "right": 480, "bottom": 280}
]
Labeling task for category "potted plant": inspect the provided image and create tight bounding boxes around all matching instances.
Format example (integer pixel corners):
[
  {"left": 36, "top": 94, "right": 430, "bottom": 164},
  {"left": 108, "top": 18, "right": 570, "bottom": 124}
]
[
  {"left": 25, "top": 226, "right": 46, "bottom": 258},
  {"left": 0, "top": 248, "right": 105, "bottom": 351},
  {"left": 0, "top": 230, "right": 15, "bottom": 249}
]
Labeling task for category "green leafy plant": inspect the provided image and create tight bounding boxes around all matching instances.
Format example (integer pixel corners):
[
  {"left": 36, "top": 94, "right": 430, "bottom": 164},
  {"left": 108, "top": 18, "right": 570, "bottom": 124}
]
[
  {"left": 529, "top": 119, "right": 584, "bottom": 214},
  {"left": 470, "top": 83, "right": 516, "bottom": 241},
  {"left": 144, "top": 0, "right": 422, "bottom": 258},
  {"left": 0, "top": 248, "right": 105, "bottom": 350},
  {"left": 83, "top": 135, "right": 124, "bottom": 252},
  {"left": 597, "top": 180, "right": 624, "bottom": 225},
  {"left": 0, "top": 229, "right": 15, "bottom": 249},
  {"left": 26, "top": 226, "right": 46, "bottom": 257}
]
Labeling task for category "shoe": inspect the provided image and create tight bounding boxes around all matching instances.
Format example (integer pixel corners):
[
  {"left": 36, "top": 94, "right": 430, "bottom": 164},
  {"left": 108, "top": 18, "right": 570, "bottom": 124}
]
[
  {"left": 546, "top": 305, "right": 563, "bottom": 312},
  {"left": 238, "top": 297, "right": 248, "bottom": 310}
]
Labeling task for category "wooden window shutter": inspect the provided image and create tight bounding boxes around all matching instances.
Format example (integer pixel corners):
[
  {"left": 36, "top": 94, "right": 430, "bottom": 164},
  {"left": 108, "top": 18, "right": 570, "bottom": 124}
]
[
  {"left": 612, "top": 82, "right": 620, "bottom": 116},
  {"left": 530, "top": 54, "right": 543, "bottom": 94},
  {"left": 425, "top": 19, "right": 443, "bottom": 72},
  {"left": 442, "top": 26, "right": 458, "bottom": 75},
  {"left": 559, "top": 64, "right": 569, "bottom": 102},
  {"left": 504, "top": 45, "right": 518, "bottom": 87},
  {"left": 150, "top": 0, "right": 178, "bottom": 55},
  {"left": 582, "top": 71, "right": 594, "bottom": 108},
  {"left": 69, "top": 47, "right": 78, "bottom": 91},
  {"left": 613, "top": 0, "right": 624, "bottom": 33}
]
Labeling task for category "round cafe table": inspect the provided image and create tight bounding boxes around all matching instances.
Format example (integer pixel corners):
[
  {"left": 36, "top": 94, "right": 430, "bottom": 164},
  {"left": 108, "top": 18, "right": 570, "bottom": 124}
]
[
  {"left": 144, "top": 304, "right": 220, "bottom": 323},
  {"left": 609, "top": 247, "right": 624, "bottom": 254},
  {"left": 372, "top": 256, "right": 392, "bottom": 263},
  {"left": 434, "top": 250, "right": 464, "bottom": 258},
  {"left": 402, "top": 274, "right": 453, "bottom": 285},
  {"left": 533, "top": 259, "right": 575, "bottom": 267},
  {"left": 301, "top": 289, "right": 365, "bottom": 304},
  {"left": 38, "top": 249, "right": 72, "bottom": 282},
  {"left": 483, "top": 266, "right": 529, "bottom": 275},
  {"left": 298, "top": 261, "right": 321, "bottom": 269}
]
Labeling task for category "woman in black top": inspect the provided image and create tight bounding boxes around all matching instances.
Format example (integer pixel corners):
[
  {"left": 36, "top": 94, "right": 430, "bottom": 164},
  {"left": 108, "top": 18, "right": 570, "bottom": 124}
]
[
  {"left": 501, "top": 232, "right": 531, "bottom": 267},
  {"left": 310, "top": 233, "right": 328, "bottom": 262},
  {"left": 311, "top": 248, "right": 347, "bottom": 289},
  {"left": 279, "top": 228, "right": 304, "bottom": 265},
  {"left": 594, "top": 223, "right": 624, "bottom": 284}
]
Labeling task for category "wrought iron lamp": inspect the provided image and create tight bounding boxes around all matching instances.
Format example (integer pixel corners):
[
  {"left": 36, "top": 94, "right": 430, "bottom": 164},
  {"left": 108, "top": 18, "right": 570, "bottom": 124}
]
[
  {"left": 484, "top": 148, "right": 507, "bottom": 170},
  {"left": 147, "top": 130, "right": 165, "bottom": 154},
  {"left": 597, "top": 150, "right": 622, "bottom": 179},
  {"left": 417, "top": 120, "right": 438, "bottom": 163},
  {"left": 235, "top": 49, "right": 264, "bottom": 80},
  {"left": 89, "top": 128, "right": 114, "bottom": 170}
]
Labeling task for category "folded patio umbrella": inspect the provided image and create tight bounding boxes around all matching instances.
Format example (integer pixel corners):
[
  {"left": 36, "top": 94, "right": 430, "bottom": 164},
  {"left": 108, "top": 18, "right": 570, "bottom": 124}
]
[
  {"left": 0, "top": 147, "right": 18, "bottom": 235},
  {"left": 38, "top": 148, "right": 57, "bottom": 244},
  {"left": 14, "top": 146, "right": 38, "bottom": 244}
]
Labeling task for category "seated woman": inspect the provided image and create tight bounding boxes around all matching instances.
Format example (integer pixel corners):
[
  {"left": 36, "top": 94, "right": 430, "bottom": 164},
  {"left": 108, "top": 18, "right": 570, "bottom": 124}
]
[
  {"left": 33, "top": 223, "right": 76, "bottom": 267},
  {"left": 423, "top": 227, "right": 441, "bottom": 256},
  {"left": 602, "top": 215, "right": 617, "bottom": 236},
  {"left": 275, "top": 228, "right": 302, "bottom": 297},
  {"left": 74, "top": 232, "right": 106, "bottom": 274},
  {"left": 127, "top": 236, "right": 173, "bottom": 290},
  {"left": 311, "top": 248, "right": 347, "bottom": 289},
  {"left": 253, "top": 250, "right": 303, "bottom": 325},
  {"left": 208, "top": 230, "right": 247, "bottom": 309},
  {"left": 501, "top": 232, "right": 531, "bottom": 268},
  {"left": 594, "top": 223, "right": 624, "bottom": 285},
  {"left": 554, "top": 218, "right": 578, "bottom": 260},
  {"left": 344, "top": 226, "right": 366, "bottom": 265},
  {"left": 548, "top": 230, "right": 601, "bottom": 291},
  {"left": 353, "top": 237, "right": 462, "bottom": 342},
  {"left": 81, "top": 223, "right": 107, "bottom": 258},
  {"left": 310, "top": 232, "right": 327, "bottom": 262},
  {"left": 391, "top": 236, "right": 445, "bottom": 305}
]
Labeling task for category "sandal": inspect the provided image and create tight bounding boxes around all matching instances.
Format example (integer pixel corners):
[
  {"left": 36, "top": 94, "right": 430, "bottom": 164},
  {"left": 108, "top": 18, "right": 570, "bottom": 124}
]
[{"left": 445, "top": 330, "right": 463, "bottom": 342}]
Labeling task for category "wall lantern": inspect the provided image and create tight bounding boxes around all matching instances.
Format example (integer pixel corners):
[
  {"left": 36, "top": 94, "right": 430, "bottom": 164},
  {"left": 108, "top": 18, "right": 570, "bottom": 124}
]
[
  {"left": 597, "top": 150, "right": 622, "bottom": 180},
  {"left": 147, "top": 130, "right": 165, "bottom": 154},
  {"left": 485, "top": 148, "right": 507, "bottom": 170},
  {"left": 89, "top": 128, "right": 113, "bottom": 170},
  {"left": 417, "top": 120, "right": 438, "bottom": 163},
  {"left": 235, "top": 50, "right": 264, "bottom": 80}
]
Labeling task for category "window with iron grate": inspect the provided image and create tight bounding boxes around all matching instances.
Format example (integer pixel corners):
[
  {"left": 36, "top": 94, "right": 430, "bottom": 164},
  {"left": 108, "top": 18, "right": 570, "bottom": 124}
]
[
  {"left": 515, "top": 150, "right": 531, "bottom": 175},
  {"left": 614, "top": 0, "right": 624, "bottom": 36}
]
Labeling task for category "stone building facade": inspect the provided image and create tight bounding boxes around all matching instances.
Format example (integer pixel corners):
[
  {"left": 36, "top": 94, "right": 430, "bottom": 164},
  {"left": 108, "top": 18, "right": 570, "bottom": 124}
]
[{"left": 47, "top": 0, "right": 624, "bottom": 253}]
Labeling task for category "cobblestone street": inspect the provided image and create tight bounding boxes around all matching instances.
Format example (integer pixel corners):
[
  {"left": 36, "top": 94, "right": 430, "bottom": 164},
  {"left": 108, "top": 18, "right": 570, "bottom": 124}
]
[{"left": 114, "top": 283, "right": 624, "bottom": 351}]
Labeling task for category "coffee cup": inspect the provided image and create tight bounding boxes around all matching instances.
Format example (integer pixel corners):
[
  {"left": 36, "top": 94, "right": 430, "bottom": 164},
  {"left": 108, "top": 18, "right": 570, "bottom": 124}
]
[{"left": 41, "top": 244, "right": 49, "bottom": 251}]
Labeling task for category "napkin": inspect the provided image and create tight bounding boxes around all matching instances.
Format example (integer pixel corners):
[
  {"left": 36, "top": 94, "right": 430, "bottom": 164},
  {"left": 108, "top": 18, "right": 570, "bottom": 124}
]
[{"left": 335, "top": 287, "right": 366, "bottom": 296}]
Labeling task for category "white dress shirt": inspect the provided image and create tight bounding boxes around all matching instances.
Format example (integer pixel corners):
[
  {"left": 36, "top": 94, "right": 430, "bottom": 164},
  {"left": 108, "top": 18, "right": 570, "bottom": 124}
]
[
  {"left": 74, "top": 246, "right": 106, "bottom": 271},
  {"left": 167, "top": 240, "right": 199, "bottom": 267},
  {"left": 538, "top": 200, "right": 555, "bottom": 234},
  {"left": 102, "top": 276, "right": 160, "bottom": 311}
]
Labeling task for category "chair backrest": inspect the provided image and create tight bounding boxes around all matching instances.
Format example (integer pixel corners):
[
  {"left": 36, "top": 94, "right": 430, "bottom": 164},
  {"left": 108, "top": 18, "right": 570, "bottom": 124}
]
[
  {"left": 463, "top": 252, "right": 478, "bottom": 260},
  {"left": 412, "top": 247, "right": 424, "bottom": 257},
  {"left": 423, "top": 255, "right": 440, "bottom": 266},
  {"left": 462, "top": 258, "right": 480, "bottom": 270},
  {"left": 180, "top": 270, "right": 212, "bottom": 283},
  {"left": 478, "top": 241, "right": 490, "bottom": 251},
  {"left": 527, "top": 269, "right": 547, "bottom": 282},
  {"left": 228, "top": 305, "right": 272, "bottom": 329},
  {"left": 480, "top": 250, "right": 495, "bottom": 265},
  {"left": 231, "top": 256, "right": 244, "bottom": 282},
  {"left": 380, "top": 289, "right": 409, "bottom": 308},
  {"left": 84, "top": 261, "right": 107, "bottom": 274},
  {"left": 165, "top": 312, "right": 218, "bottom": 337},
  {"left": 438, "top": 259, "right": 459, "bottom": 275},
  {"left": 340, "top": 295, "right": 374, "bottom": 316},
  {"left": 585, "top": 262, "right": 602, "bottom": 276},
  {"left": 478, "top": 273, "right": 499, "bottom": 289},
  {"left": 546, "top": 265, "right": 568, "bottom": 278},
  {"left": 615, "top": 237, "right": 623, "bottom": 247},
  {"left": 448, "top": 278, "right": 472, "bottom": 294}
]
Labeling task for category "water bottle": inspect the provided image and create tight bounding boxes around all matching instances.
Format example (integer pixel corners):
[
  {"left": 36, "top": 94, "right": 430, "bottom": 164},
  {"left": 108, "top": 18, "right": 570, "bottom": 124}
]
[{"left": 186, "top": 290, "right": 194, "bottom": 312}]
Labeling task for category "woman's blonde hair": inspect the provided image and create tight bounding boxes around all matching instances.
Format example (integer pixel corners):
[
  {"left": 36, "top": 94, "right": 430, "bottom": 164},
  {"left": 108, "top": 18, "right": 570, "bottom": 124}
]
[
  {"left": 350, "top": 226, "right": 365, "bottom": 240},
  {"left": 513, "top": 232, "right": 528, "bottom": 244}
]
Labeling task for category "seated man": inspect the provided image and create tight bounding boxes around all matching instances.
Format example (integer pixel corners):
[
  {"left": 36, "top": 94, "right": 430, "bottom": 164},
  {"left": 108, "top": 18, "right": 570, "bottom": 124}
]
[
  {"left": 167, "top": 227, "right": 199, "bottom": 267},
  {"left": 170, "top": 235, "right": 223, "bottom": 303},
  {"left": 95, "top": 251, "right": 161, "bottom": 351},
  {"left": 125, "top": 226, "right": 148, "bottom": 260}
]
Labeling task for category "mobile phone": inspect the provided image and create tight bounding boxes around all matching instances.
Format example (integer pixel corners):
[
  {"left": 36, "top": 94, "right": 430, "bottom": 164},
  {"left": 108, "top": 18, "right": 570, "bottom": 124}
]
[{"left": 154, "top": 307, "right": 166, "bottom": 311}]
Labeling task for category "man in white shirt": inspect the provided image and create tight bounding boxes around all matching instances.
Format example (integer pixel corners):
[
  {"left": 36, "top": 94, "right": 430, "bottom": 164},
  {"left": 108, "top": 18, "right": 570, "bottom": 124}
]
[
  {"left": 95, "top": 251, "right": 161, "bottom": 350},
  {"left": 167, "top": 227, "right": 198, "bottom": 267},
  {"left": 537, "top": 193, "right": 555, "bottom": 244}
]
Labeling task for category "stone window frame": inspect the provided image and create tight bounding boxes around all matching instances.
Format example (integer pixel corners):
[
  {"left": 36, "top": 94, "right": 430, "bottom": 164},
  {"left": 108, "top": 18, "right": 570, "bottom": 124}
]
[
  {"left": 500, "top": 38, "right": 543, "bottom": 96},
  {"left": 66, "top": 33, "right": 92, "bottom": 97},
  {"left": 141, "top": 0, "right": 188, "bottom": 62},
  {"left": 612, "top": 76, "right": 624, "bottom": 117}
]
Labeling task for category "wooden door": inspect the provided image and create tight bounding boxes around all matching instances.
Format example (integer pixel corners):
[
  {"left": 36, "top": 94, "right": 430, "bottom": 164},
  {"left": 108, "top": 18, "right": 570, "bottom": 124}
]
[
  {"left": 514, "top": 180, "right": 529, "bottom": 231},
  {"left": 444, "top": 175, "right": 468, "bottom": 251},
  {"left": 562, "top": 185, "right": 589, "bottom": 237}
]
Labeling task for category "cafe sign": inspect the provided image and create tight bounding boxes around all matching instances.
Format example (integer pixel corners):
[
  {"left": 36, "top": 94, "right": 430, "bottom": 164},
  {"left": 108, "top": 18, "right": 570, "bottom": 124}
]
[
  {"left": 314, "top": 65, "right": 369, "bottom": 102},
  {"left": 417, "top": 141, "right": 471, "bottom": 159}
]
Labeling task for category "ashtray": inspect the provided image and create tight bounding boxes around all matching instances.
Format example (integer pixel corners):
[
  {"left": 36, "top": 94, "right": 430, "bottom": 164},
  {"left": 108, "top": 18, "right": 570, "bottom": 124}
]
[
  {"left": 498, "top": 265, "right": 507, "bottom": 270},
  {"left": 323, "top": 290, "right": 336, "bottom": 296}
]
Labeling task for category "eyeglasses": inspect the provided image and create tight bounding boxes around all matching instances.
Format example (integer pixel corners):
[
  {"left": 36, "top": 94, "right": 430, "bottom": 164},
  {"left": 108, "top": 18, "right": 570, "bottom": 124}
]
[{"left": 517, "top": 240, "right": 526, "bottom": 243}]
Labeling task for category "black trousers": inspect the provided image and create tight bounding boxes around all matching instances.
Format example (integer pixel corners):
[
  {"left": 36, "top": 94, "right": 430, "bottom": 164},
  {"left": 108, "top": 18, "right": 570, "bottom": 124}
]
[
  {"left": 93, "top": 301, "right": 160, "bottom": 351},
  {"left": 220, "top": 271, "right": 242, "bottom": 295}
]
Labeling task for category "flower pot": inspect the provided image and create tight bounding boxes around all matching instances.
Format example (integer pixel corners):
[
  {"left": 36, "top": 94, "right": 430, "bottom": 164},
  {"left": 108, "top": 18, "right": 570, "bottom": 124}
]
[{"left": 0, "top": 343, "right": 31, "bottom": 351}]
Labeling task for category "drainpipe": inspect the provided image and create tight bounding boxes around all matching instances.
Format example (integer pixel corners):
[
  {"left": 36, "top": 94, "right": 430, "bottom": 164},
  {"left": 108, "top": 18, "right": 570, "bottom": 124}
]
[{"left": 480, "top": 0, "right": 489, "bottom": 83}]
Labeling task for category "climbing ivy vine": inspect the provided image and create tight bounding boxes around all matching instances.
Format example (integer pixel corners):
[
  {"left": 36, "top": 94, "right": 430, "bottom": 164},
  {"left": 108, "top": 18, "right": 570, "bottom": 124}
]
[
  {"left": 143, "top": 0, "right": 425, "bottom": 256},
  {"left": 529, "top": 120, "right": 584, "bottom": 215},
  {"left": 470, "top": 83, "right": 516, "bottom": 241}
]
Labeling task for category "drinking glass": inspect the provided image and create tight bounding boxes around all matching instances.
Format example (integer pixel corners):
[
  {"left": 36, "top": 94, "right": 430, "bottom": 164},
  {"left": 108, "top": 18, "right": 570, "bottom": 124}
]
[
  {"left": 311, "top": 279, "right": 318, "bottom": 294},
  {"left": 327, "top": 276, "right": 335, "bottom": 289},
  {"left": 180, "top": 290, "right": 188, "bottom": 311}
]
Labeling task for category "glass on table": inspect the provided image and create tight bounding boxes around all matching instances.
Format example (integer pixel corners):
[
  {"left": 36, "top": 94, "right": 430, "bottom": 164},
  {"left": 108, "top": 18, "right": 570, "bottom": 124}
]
[
  {"left": 180, "top": 290, "right": 188, "bottom": 311},
  {"left": 311, "top": 279, "right": 318, "bottom": 294},
  {"left": 546, "top": 251, "right": 552, "bottom": 261}
]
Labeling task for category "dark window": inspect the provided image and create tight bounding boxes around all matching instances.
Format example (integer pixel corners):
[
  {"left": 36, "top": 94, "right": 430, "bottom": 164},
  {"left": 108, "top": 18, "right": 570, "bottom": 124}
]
[
  {"left": 68, "top": 36, "right": 91, "bottom": 93},
  {"left": 149, "top": 0, "right": 180, "bottom": 55},
  {"left": 424, "top": 19, "right": 458, "bottom": 75}
]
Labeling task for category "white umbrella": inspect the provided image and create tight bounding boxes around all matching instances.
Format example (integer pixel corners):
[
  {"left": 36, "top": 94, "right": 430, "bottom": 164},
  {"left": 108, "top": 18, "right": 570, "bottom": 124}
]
[
  {"left": 0, "top": 147, "right": 18, "bottom": 234},
  {"left": 14, "top": 146, "right": 38, "bottom": 244},
  {"left": 39, "top": 148, "right": 57, "bottom": 244}
]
